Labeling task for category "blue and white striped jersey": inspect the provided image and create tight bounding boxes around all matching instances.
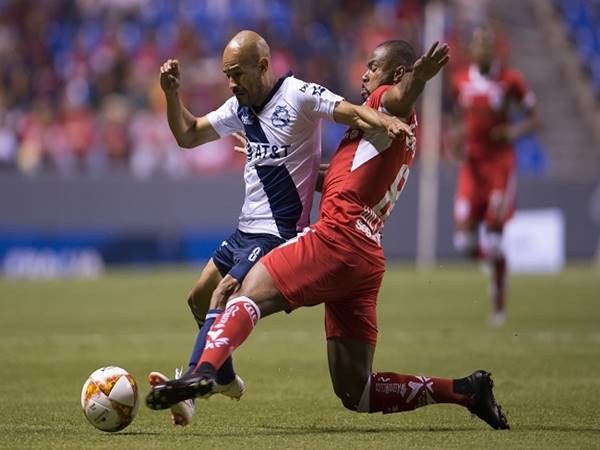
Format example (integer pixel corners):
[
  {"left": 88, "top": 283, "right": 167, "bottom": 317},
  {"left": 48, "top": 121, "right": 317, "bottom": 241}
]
[{"left": 206, "top": 73, "right": 343, "bottom": 239}]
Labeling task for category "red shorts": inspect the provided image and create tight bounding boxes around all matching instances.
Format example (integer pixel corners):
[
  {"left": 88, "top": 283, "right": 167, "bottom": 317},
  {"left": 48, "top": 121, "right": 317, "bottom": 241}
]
[
  {"left": 454, "top": 156, "right": 516, "bottom": 228},
  {"left": 261, "top": 224, "right": 385, "bottom": 346}
]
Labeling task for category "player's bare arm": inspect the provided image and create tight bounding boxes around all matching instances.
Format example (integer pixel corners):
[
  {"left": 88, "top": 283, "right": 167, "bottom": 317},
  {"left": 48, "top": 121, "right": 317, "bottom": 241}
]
[
  {"left": 383, "top": 42, "right": 450, "bottom": 118},
  {"left": 333, "top": 100, "right": 413, "bottom": 139},
  {"left": 160, "top": 59, "right": 220, "bottom": 148}
]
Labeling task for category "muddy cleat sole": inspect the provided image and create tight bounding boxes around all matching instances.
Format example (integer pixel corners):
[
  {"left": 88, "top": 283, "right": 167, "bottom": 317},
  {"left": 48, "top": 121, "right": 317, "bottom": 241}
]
[
  {"left": 146, "top": 372, "right": 214, "bottom": 410},
  {"left": 148, "top": 370, "right": 195, "bottom": 426},
  {"left": 467, "top": 370, "right": 509, "bottom": 430},
  {"left": 214, "top": 374, "right": 246, "bottom": 400}
]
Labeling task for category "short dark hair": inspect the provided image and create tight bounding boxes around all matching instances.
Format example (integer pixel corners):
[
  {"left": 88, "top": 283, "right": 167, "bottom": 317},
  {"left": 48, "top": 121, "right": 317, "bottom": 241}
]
[{"left": 377, "top": 40, "right": 417, "bottom": 70}]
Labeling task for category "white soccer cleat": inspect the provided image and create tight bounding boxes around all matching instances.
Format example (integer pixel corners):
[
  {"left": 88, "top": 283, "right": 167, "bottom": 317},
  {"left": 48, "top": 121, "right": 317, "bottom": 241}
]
[
  {"left": 214, "top": 374, "right": 246, "bottom": 400},
  {"left": 148, "top": 369, "right": 195, "bottom": 426},
  {"left": 488, "top": 311, "right": 506, "bottom": 328}
]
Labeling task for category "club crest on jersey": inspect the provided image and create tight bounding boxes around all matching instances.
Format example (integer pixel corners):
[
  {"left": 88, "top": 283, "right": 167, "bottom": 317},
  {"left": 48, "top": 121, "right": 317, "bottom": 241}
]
[
  {"left": 271, "top": 105, "right": 290, "bottom": 128},
  {"left": 240, "top": 110, "right": 254, "bottom": 125}
]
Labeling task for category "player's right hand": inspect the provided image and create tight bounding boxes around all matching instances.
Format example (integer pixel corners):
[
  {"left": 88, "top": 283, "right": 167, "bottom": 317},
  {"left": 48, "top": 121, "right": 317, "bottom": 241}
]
[
  {"left": 384, "top": 115, "right": 414, "bottom": 140},
  {"left": 412, "top": 42, "right": 450, "bottom": 82},
  {"left": 160, "top": 59, "right": 181, "bottom": 93}
]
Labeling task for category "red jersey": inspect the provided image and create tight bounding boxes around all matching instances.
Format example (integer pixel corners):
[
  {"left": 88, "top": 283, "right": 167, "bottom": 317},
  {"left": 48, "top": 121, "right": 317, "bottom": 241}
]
[
  {"left": 319, "top": 85, "right": 417, "bottom": 253},
  {"left": 452, "top": 64, "right": 534, "bottom": 161}
]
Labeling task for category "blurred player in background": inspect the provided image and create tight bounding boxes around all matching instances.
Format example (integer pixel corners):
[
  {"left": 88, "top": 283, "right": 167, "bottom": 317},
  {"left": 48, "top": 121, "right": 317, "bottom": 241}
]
[
  {"left": 449, "top": 26, "right": 540, "bottom": 326},
  {"left": 148, "top": 40, "right": 510, "bottom": 431},
  {"left": 152, "top": 30, "right": 409, "bottom": 426}
]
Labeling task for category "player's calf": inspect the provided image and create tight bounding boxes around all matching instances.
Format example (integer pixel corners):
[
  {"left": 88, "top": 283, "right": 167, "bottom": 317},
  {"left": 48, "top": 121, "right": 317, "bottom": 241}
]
[{"left": 349, "top": 370, "right": 509, "bottom": 430}]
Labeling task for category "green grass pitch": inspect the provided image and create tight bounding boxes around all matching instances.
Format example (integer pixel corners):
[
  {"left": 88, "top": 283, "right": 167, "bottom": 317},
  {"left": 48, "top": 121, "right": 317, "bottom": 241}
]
[{"left": 1, "top": 264, "right": 599, "bottom": 449}]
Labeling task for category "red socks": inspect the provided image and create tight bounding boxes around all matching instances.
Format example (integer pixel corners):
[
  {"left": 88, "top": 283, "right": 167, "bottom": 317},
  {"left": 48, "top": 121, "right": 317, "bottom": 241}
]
[
  {"left": 365, "top": 372, "right": 472, "bottom": 414},
  {"left": 491, "top": 255, "right": 507, "bottom": 313},
  {"left": 195, "top": 296, "right": 260, "bottom": 373}
]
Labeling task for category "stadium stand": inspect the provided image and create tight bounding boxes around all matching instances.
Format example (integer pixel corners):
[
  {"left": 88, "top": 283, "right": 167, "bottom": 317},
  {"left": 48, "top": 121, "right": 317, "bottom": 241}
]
[
  {"left": 495, "top": 0, "right": 600, "bottom": 177},
  {"left": 0, "top": 0, "right": 421, "bottom": 177},
  {"left": 0, "top": 0, "right": 597, "bottom": 178}
]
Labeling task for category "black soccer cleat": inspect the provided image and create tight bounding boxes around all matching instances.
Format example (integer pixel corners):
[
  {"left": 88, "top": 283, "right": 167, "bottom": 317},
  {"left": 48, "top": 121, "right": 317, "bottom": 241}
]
[
  {"left": 145, "top": 372, "right": 215, "bottom": 410},
  {"left": 467, "top": 370, "right": 510, "bottom": 430}
]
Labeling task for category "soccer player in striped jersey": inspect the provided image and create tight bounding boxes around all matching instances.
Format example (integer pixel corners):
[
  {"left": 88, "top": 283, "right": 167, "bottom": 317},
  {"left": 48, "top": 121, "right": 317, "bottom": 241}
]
[
  {"left": 147, "top": 39, "right": 510, "bottom": 430},
  {"left": 148, "top": 30, "right": 410, "bottom": 426}
]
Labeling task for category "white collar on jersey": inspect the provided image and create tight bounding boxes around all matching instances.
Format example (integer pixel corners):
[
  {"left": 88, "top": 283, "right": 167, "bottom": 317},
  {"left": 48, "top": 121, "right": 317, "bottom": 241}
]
[
  {"left": 251, "top": 71, "right": 293, "bottom": 114},
  {"left": 469, "top": 62, "right": 501, "bottom": 81}
]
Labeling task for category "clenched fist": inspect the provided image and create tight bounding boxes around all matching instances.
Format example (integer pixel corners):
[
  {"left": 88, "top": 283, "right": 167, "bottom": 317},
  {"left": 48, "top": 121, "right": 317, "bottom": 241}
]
[{"left": 160, "top": 59, "right": 181, "bottom": 94}]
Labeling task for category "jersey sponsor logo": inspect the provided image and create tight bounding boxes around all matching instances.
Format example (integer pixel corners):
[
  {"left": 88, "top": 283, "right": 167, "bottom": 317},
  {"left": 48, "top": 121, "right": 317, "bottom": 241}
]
[
  {"left": 243, "top": 302, "right": 259, "bottom": 324},
  {"left": 355, "top": 218, "right": 382, "bottom": 245},
  {"left": 271, "top": 105, "right": 291, "bottom": 128},
  {"left": 374, "top": 381, "right": 406, "bottom": 396},
  {"left": 355, "top": 206, "right": 383, "bottom": 245},
  {"left": 299, "top": 83, "right": 326, "bottom": 97},
  {"left": 247, "top": 142, "right": 291, "bottom": 162}
]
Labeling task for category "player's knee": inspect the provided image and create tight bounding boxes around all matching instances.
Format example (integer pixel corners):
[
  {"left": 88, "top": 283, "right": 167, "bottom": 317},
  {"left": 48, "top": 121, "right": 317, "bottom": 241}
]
[
  {"left": 338, "top": 394, "right": 359, "bottom": 411},
  {"left": 453, "top": 230, "right": 479, "bottom": 259},
  {"left": 332, "top": 385, "right": 360, "bottom": 411},
  {"left": 186, "top": 289, "right": 205, "bottom": 325},
  {"left": 333, "top": 377, "right": 370, "bottom": 413}
]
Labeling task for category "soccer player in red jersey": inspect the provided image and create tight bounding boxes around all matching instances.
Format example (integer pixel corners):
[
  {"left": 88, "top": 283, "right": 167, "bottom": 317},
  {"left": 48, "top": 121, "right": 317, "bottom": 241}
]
[
  {"left": 147, "top": 40, "right": 509, "bottom": 430},
  {"left": 450, "top": 27, "right": 540, "bottom": 326}
]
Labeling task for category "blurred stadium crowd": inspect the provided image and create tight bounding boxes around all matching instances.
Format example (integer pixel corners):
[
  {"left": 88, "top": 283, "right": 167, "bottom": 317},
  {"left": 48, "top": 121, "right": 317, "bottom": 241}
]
[
  {"left": 556, "top": 0, "right": 600, "bottom": 95},
  {"left": 0, "top": 0, "right": 442, "bottom": 178},
  {"left": 0, "top": 0, "right": 596, "bottom": 178}
]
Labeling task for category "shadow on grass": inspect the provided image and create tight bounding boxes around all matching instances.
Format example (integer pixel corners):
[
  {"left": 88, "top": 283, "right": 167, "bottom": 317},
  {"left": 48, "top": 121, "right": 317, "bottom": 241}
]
[
  {"left": 109, "top": 424, "right": 600, "bottom": 437},
  {"left": 514, "top": 425, "right": 600, "bottom": 433},
  {"left": 112, "top": 431, "right": 164, "bottom": 436},
  {"left": 111, "top": 425, "right": 483, "bottom": 437}
]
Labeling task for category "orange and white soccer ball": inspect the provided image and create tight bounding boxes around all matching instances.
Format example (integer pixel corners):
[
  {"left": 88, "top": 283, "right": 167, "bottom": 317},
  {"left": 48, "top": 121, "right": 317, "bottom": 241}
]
[{"left": 81, "top": 366, "right": 140, "bottom": 432}]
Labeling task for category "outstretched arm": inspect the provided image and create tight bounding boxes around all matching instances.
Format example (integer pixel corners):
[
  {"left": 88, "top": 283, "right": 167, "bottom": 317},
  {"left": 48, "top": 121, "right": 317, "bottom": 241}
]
[
  {"left": 383, "top": 42, "right": 450, "bottom": 118},
  {"left": 160, "top": 59, "right": 220, "bottom": 148},
  {"left": 332, "top": 100, "right": 414, "bottom": 140}
]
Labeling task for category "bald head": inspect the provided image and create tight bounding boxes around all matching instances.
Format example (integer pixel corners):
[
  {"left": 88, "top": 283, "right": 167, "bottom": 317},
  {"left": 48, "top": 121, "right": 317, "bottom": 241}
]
[
  {"left": 222, "top": 30, "right": 275, "bottom": 106},
  {"left": 224, "top": 30, "right": 271, "bottom": 67}
]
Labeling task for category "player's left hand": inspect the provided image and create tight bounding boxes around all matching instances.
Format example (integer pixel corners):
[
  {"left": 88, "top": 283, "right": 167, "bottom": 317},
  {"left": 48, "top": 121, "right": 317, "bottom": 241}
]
[
  {"left": 384, "top": 116, "right": 414, "bottom": 140},
  {"left": 412, "top": 42, "right": 450, "bottom": 82}
]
